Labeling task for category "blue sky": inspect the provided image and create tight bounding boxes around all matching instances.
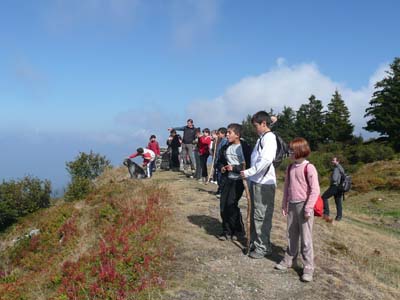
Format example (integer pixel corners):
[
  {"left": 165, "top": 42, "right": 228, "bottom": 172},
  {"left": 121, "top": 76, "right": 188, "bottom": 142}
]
[{"left": 1, "top": 0, "right": 399, "bottom": 191}]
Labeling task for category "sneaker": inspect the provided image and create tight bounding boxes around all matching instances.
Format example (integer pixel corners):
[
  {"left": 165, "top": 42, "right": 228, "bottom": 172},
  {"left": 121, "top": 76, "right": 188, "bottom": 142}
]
[
  {"left": 274, "top": 263, "right": 288, "bottom": 271},
  {"left": 301, "top": 273, "right": 313, "bottom": 282},
  {"left": 217, "top": 233, "right": 228, "bottom": 241},
  {"left": 249, "top": 250, "right": 265, "bottom": 259},
  {"left": 335, "top": 216, "right": 342, "bottom": 221}
]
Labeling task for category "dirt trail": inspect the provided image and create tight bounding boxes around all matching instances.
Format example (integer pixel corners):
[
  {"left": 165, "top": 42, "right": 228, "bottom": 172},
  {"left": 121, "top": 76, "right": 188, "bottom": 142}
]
[{"left": 152, "top": 171, "right": 399, "bottom": 300}]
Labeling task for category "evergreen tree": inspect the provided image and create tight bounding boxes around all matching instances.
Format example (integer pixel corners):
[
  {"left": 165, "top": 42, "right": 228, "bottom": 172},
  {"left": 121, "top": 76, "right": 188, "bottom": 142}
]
[
  {"left": 325, "top": 90, "right": 354, "bottom": 142},
  {"left": 274, "top": 106, "right": 297, "bottom": 143},
  {"left": 241, "top": 114, "right": 258, "bottom": 148},
  {"left": 295, "top": 95, "right": 325, "bottom": 149},
  {"left": 364, "top": 57, "right": 400, "bottom": 151}
]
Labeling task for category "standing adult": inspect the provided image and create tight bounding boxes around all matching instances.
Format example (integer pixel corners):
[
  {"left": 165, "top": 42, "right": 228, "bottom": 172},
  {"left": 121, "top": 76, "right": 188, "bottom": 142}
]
[
  {"left": 322, "top": 157, "right": 345, "bottom": 221},
  {"left": 168, "top": 119, "right": 197, "bottom": 175},
  {"left": 167, "top": 130, "right": 181, "bottom": 171}
]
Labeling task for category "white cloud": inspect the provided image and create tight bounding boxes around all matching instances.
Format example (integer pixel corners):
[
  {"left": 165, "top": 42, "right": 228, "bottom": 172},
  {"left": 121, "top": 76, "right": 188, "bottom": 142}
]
[{"left": 185, "top": 60, "right": 389, "bottom": 137}]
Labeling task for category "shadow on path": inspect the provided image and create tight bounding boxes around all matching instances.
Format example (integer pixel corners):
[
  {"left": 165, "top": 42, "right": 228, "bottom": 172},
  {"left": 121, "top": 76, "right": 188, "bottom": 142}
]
[{"left": 187, "top": 215, "right": 221, "bottom": 236}]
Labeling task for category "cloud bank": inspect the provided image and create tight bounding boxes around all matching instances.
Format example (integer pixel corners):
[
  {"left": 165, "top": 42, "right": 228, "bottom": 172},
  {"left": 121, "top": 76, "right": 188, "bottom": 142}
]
[{"left": 185, "top": 59, "right": 389, "bottom": 136}]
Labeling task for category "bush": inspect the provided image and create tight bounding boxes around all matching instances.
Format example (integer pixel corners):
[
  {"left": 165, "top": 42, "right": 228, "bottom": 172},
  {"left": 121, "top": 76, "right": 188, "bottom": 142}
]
[
  {"left": 66, "top": 151, "right": 111, "bottom": 180},
  {"left": 64, "top": 151, "right": 111, "bottom": 201},
  {"left": 346, "top": 143, "right": 395, "bottom": 164},
  {"left": 0, "top": 176, "right": 51, "bottom": 230}
]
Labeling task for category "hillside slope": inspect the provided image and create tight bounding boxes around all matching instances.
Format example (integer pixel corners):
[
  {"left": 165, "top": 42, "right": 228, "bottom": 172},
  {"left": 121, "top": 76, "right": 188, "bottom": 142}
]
[{"left": 1, "top": 165, "right": 399, "bottom": 299}]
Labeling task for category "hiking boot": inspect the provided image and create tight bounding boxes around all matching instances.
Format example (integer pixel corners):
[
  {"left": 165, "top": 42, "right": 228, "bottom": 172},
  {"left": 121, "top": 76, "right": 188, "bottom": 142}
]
[
  {"left": 323, "top": 214, "right": 333, "bottom": 223},
  {"left": 249, "top": 250, "right": 265, "bottom": 259},
  {"left": 301, "top": 273, "right": 313, "bottom": 282},
  {"left": 335, "top": 216, "right": 342, "bottom": 221}
]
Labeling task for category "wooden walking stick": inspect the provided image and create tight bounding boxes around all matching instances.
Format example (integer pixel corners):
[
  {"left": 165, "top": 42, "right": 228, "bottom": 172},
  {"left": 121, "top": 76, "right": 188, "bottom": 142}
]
[
  {"left": 242, "top": 163, "right": 252, "bottom": 255},
  {"left": 207, "top": 136, "right": 219, "bottom": 184}
]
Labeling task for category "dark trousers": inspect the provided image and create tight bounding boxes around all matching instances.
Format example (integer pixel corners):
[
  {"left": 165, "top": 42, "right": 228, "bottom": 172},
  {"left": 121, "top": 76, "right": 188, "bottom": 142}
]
[
  {"left": 220, "top": 177, "right": 245, "bottom": 236},
  {"left": 200, "top": 154, "right": 209, "bottom": 178},
  {"left": 322, "top": 185, "right": 343, "bottom": 218},
  {"left": 170, "top": 148, "right": 180, "bottom": 170}
]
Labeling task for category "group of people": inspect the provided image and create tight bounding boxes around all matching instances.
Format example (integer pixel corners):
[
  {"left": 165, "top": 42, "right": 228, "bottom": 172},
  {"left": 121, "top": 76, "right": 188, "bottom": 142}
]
[{"left": 127, "top": 110, "right": 346, "bottom": 283}]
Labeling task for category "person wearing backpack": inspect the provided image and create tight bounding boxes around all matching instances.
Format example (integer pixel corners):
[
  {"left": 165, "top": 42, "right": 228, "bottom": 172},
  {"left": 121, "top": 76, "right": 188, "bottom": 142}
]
[
  {"left": 321, "top": 156, "right": 345, "bottom": 222},
  {"left": 275, "top": 137, "right": 319, "bottom": 282},
  {"left": 240, "top": 111, "right": 277, "bottom": 259}
]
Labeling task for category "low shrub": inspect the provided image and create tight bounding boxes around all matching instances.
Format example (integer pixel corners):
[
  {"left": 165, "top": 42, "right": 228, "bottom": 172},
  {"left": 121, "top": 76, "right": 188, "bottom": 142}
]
[{"left": 0, "top": 176, "right": 51, "bottom": 231}]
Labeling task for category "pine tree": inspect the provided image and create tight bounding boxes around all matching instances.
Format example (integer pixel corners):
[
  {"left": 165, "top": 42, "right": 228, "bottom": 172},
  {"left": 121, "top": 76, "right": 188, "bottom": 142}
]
[
  {"left": 364, "top": 57, "right": 400, "bottom": 151},
  {"left": 295, "top": 95, "right": 325, "bottom": 149},
  {"left": 325, "top": 90, "right": 354, "bottom": 142},
  {"left": 274, "top": 106, "right": 297, "bottom": 143},
  {"left": 241, "top": 114, "right": 258, "bottom": 148}
]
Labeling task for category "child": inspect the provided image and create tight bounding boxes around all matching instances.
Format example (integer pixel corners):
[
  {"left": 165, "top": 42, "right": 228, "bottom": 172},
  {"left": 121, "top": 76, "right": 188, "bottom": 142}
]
[
  {"left": 128, "top": 147, "right": 156, "bottom": 178},
  {"left": 167, "top": 130, "right": 181, "bottom": 171},
  {"left": 192, "top": 128, "right": 202, "bottom": 179},
  {"left": 275, "top": 137, "right": 319, "bottom": 283},
  {"left": 214, "top": 127, "right": 228, "bottom": 197},
  {"left": 240, "top": 111, "right": 277, "bottom": 259},
  {"left": 216, "top": 123, "right": 251, "bottom": 241},
  {"left": 198, "top": 128, "right": 211, "bottom": 183},
  {"left": 147, "top": 135, "right": 161, "bottom": 172}
]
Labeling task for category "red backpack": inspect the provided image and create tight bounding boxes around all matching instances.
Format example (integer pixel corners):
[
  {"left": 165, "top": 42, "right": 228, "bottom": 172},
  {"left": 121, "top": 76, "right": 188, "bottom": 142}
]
[{"left": 287, "top": 163, "right": 324, "bottom": 217}]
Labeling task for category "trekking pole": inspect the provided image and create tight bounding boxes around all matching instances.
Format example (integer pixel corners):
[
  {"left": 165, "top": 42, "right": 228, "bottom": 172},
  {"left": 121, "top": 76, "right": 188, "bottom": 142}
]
[
  {"left": 207, "top": 136, "right": 219, "bottom": 183},
  {"left": 242, "top": 163, "right": 252, "bottom": 255}
]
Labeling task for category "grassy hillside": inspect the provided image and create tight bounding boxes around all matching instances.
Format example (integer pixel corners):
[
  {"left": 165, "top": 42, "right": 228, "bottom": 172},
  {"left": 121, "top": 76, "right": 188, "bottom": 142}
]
[
  {"left": 0, "top": 160, "right": 399, "bottom": 299},
  {"left": 0, "top": 168, "right": 173, "bottom": 300}
]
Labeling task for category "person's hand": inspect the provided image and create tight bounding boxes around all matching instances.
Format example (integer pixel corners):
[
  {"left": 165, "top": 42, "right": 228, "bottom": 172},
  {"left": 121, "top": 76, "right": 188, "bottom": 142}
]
[
  {"left": 271, "top": 116, "right": 278, "bottom": 125},
  {"left": 225, "top": 165, "right": 233, "bottom": 171},
  {"left": 282, "top": 209, "right": 287, "bottom": 217},
  {"left": 304, "top": 214, "right": 310, "bottom": 221},
  {"left": 240, "top": 170, "right": 246, "bottom": 178}
]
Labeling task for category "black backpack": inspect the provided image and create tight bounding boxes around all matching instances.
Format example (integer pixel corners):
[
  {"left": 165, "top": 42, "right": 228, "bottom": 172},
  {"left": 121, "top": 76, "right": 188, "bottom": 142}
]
[
  {"left": 257, "top": 131, "right": 289, "bottom": 175},
  {"left": 338, "top": 168, "right": 352, "bottom": 192}
]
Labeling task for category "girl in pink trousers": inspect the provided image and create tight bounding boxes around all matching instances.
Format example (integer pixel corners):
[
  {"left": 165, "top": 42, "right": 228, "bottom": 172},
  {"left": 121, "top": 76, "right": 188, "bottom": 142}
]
[{"left": 275, "top": 138, "right": 320, "bottom": 282}]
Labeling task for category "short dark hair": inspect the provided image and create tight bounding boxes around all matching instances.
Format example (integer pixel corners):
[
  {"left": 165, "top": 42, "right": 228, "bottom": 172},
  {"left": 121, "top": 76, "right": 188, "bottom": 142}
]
[
  {"left": 289, "top": 138, "right": 311, "bottom": 159},
  {"left": 136, "top": 147, "right": 144, "bottom": 154},
  {"left": 203, "top": 128, "right": 210, "bottom": 134},
  {"left": 170, "top": 129, "right": 177, "bottom": 134},
  {"left": 227, "top": 123, "right": 242, "bottom": 137},
  {"left": 150, "top": 134, "right": 156, "bottom": 140},
  {"left": 195, "top": 127, "right": 201, "bottom": 134},
  {"left": 251, "top": 110, "right": 272, "bottom": 126},
  {"left": 218, "top": 127, "right": 227, "bottom": 135},
  {"left": 187, "top": 119, "right": 193, "bottom": 123}
]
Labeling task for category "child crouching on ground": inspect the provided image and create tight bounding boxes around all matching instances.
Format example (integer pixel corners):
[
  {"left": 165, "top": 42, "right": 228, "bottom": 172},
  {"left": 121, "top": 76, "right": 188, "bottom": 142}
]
[
  {"left": 216, "top": 123, "right": 251, "bottom": 241},
  {"left": 275, "top": 137, "right": 320, "bottom": 282}
]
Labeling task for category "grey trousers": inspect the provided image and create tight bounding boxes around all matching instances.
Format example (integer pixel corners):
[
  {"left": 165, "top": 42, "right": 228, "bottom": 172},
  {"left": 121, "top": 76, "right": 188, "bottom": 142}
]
[
  {"left": 283, "top": 202, "right": 314, "bottom": 274},
  {"left": 250, "top": 182, "right": 275, "bottom": 254},
  {"left": 181, "top": 143, "right": 195, "bottom": 170}
]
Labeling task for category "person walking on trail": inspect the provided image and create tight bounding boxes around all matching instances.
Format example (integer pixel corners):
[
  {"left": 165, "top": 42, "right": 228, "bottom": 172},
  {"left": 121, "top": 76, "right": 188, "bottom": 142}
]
[
  {"left": 147, "top": 135, "right": 160, "bottom": 172},
  {"left": 168, "top": 119, "right": 197, "bottom": 175},
  {"left": 216, "top": 123, "right": 251, "bottom": 242},
  {"left": 198, "top": 128, "right": 212, "bottom": 183},
  {"left": 275, "top": 137, "right": 320, "bottom": 283},
  {"left": 240, "top": 111, "right": 277, "bottom": 259},
  {"left": 128, "top": 147, "right": 156, "bottom": 178},
  {"left": 322, "top": 156, "right": 345, "bottom": 222},
  {"left": 167, "top": 130, "right": 181, "bottom": 171}
]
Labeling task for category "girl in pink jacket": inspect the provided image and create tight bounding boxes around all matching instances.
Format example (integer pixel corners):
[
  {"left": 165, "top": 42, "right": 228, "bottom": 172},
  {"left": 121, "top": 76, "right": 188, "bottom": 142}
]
[{"left": 275, "top": 138, "right": 320, "bottom": 282}]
